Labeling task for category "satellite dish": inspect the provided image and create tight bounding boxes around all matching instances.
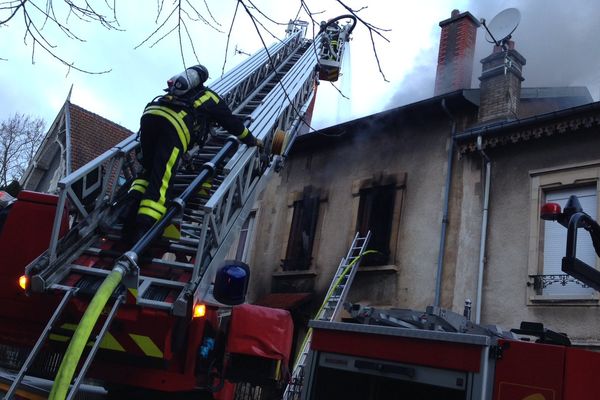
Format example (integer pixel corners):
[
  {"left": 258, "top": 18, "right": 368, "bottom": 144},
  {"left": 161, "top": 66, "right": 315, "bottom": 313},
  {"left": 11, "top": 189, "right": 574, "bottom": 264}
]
[{"left": 484, "top": 8, "right": 521, "bottom": 45}]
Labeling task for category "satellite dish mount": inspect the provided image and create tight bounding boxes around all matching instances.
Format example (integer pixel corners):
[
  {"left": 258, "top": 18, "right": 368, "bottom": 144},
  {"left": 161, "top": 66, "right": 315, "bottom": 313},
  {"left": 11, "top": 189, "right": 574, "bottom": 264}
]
[{"left": 480, "top": 8, "right": 521, "bottom": 50}]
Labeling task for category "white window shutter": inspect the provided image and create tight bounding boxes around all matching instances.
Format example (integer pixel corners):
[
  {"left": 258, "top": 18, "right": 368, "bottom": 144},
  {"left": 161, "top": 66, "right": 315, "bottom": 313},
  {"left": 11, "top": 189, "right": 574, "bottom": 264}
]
[{"left": 543, "top": 186, "right": 597, "bottom": 296}]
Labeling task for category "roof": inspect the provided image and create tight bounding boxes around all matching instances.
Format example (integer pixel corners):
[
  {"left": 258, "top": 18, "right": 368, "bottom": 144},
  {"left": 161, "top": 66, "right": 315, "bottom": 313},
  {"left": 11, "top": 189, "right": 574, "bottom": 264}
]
[
  {"left": 68, "top": 103, "right": 134, "bottom": 171},
  {"left": 291, "top": 86, "right": 594, "bottom": 155},
  {"left": 455, "top": 100, "right": 600, "bottom": 153},
  {"left": 463, "top": 86, "right": 593, "bottom": 120},
  {"left": 291, "top": 89, "right": 478, "bottom": 153},
  {"left": 21, "top": 98, "right": 135, "bottom": 193}
]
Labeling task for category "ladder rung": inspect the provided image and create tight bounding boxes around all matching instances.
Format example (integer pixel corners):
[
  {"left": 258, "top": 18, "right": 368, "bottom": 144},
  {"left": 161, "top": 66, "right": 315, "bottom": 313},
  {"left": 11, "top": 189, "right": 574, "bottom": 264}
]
[{"left": 3, "top": 289, "right": 75, "bottom": 398}]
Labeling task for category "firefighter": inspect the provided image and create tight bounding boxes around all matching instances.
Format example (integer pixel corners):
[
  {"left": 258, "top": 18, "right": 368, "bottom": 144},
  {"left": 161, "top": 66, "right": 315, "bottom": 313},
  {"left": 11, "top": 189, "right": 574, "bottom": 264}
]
[{"left": 123, "top": 64, "right": 261, "bottom": 244}]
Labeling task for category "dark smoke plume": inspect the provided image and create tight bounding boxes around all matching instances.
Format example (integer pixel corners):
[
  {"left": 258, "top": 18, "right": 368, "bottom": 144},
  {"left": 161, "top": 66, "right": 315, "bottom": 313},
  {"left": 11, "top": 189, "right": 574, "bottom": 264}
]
[{"left": 386, "top": 0, "right": 600, "bottom": 110}]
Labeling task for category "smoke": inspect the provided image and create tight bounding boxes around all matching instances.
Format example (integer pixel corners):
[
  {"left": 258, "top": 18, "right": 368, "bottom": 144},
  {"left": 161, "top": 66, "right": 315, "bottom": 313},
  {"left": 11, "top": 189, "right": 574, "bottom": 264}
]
[
  {"left": 386, "top": 0, "right": 600, "bottom": 110},
  {"left": 470, "top": 0, "right": 600, "bottom": 97},
  {"left": 386, "top": 59, "right": 438, "bottom": 109}
]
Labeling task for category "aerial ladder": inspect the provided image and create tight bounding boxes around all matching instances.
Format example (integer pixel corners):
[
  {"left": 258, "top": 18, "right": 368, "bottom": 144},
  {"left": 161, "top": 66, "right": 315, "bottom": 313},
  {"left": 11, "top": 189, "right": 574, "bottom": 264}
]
[{"left": 0, "top": 15, "right": 357, "bottom": 399}]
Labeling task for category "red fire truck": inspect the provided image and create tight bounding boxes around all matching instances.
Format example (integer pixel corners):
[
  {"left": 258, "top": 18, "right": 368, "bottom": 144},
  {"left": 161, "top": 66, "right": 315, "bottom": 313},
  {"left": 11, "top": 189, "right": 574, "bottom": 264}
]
[
  {"left": 295, "top": 194, "right": 600, "bottom": 400},
  {"left": 0, "top": 15, "right": 357, "bottom": 400}
]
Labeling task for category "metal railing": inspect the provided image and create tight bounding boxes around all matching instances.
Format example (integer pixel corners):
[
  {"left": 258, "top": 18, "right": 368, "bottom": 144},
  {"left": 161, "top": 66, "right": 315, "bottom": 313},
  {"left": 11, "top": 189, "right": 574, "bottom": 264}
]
[
  {"left": 529, "top": 274, "right": 590, "bottom": 295},
  {"left": 29, "top": 20, "right": 340, "bottom": 317},
  {"left": 24, "top": 15, "right": 363, "bottom": 318}
]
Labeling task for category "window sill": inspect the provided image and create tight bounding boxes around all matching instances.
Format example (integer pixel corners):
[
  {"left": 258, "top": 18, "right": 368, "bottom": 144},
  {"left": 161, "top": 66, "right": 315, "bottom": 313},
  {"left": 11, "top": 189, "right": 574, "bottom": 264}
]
[
  {"left": 273, "top": 270, "right": 318, "bottom": 278},
  {"left": 357, "top": 264, "right": 399, "bottom": 274},
  {"left": 529, "top": 294, "right": 600, "bottom": 305}
]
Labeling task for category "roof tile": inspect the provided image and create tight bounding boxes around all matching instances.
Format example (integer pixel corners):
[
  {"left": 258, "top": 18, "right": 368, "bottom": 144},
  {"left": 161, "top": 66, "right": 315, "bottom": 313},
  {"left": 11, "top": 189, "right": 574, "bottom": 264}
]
[{"left": 68, "top": 103, "right": 134, "bottom": 170}]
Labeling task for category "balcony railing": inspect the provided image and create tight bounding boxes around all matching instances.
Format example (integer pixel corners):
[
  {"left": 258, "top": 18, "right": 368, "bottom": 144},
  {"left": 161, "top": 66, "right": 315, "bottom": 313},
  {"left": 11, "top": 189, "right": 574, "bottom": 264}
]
[{"left": 529, "top": 274, "right": 590, "bottom": 296}]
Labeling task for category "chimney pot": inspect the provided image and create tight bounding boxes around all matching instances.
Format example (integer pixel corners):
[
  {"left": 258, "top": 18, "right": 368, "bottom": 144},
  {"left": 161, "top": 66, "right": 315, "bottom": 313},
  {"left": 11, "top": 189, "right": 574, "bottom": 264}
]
[{"left": 478, "top": 42, "right": 527, "bottom": 123}]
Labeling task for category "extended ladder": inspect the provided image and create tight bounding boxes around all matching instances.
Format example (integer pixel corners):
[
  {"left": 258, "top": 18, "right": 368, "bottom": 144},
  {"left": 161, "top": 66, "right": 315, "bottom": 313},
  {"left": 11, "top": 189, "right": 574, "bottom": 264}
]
[
  {"left": 283, "top": 231, "right": 371, "bottom": 400},
  {"left": 3, "top": 290, "right": 123, "bottom": 400},
  {"left": 24, "top": 22, "right": 320, "bottom": 317},
  {"left": 10, "top": 15, "right": 357, "bottom": 396}
]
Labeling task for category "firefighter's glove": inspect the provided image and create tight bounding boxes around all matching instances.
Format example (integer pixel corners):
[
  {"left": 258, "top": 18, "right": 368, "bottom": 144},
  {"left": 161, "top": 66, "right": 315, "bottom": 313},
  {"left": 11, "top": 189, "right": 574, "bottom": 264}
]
[
  {"left": 255, "top": 138, "right": 264, "bottom": 149},
  {"left": 240, "top": 134, "right": 258, "bottom": 147}
]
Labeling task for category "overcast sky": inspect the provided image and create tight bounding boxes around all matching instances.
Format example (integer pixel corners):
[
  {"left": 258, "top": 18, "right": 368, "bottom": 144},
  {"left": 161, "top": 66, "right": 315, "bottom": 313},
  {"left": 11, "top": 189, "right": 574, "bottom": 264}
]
[{"left": 1, "top": 0, "right": 599, "bottom": 133}]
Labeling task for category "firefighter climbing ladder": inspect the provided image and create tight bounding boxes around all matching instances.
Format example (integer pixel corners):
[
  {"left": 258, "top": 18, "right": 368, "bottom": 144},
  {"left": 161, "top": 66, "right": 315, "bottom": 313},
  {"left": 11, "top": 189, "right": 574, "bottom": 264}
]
[
  {"left": 283, "top": 231, "right": 371, "bottom": 400},
  {"left": 24, "top": 19, "right": 323, "bottom": 316},
  {"left": 7, "top": 15, "right": 357, "bottom": 400}
]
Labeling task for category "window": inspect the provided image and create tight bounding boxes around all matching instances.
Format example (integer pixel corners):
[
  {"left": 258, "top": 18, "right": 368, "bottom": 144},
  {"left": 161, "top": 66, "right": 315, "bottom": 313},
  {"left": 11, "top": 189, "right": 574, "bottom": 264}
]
[
  {"left": 235, "top": 211, "right": 256, "bottom": 263},
  {"left": 356, "top": 184, "right": 396, "bottom": 266},
  {"left": 541, "top": 186, "right": 596, "bottom": 296},
  {"left": 282, "top": 189, "right": 321, "bottom": 271},
  {"left": 528, "top": 161, "right": 600, "bottom": 303}
]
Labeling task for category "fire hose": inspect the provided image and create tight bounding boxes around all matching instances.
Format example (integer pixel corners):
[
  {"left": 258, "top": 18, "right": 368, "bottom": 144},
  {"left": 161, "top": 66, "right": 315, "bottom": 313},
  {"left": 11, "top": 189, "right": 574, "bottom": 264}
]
[{"left": 48, "top": 268, "right": 124, "bottom": 400}]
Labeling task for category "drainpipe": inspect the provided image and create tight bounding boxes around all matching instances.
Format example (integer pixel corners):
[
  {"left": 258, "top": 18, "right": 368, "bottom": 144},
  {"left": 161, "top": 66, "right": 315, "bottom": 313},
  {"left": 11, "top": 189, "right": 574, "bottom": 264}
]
[
  {"left": 475, "top": 135, "right": 491, "bottom": 324},
  {"left": 434, "top": 99, "right": 456, "bottom": 307}
]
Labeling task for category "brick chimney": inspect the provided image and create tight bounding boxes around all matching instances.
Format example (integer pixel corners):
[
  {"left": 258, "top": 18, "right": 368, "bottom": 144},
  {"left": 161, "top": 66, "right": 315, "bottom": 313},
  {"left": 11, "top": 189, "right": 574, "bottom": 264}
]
[
  {"left": 477, "top": 41, "right": 526, "bottom": 123},
  {"left": 434, "top": 9, "right": 480, "bottom": 96}
]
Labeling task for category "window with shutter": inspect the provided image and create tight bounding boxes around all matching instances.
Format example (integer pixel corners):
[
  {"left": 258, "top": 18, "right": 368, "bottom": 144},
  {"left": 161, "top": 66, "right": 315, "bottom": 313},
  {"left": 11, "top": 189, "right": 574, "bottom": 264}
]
[
  {"left": 527, "top": 163, "right": 600, "bottom": 304},
  {"left": 541, "top": 186, "right": 596, "bottom": 296},
  {"left": 282, "top": 190, "right": 320, "bottom": 271},
  {"left": 356, "top": 184, "right": 395, "bottom": 266},
  {"left": 235, "top": 211, "right": 256, "bottom": 263}
]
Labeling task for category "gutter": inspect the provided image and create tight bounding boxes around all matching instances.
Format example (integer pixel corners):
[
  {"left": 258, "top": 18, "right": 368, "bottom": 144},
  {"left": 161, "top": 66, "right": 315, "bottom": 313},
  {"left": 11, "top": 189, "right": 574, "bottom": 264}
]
[
  {"left": 454, "top": 100, "right": 600, "bottom": 143},
  {"left": 434, "top": 99, "right": 456, "bottom": 307}
]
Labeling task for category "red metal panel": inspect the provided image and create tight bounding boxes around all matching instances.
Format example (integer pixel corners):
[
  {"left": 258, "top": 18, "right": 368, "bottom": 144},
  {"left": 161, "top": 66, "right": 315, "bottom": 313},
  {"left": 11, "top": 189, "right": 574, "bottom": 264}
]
[
  {"left": 254, "top": 292, "right": 312, "bottom": 310},
  {"left": 311, "top": 328, "right": 483, "bottom": 372},
  {"left": 563, "top": 347, "right": 600, "bottom": 399},
  {"left": 493, "top": 339, "right": 564, "bottom": 400},
  {"left": 0, "top": 191, "right": 67, "bottom": 348},
  {"left": 16, "top": 190, "right": 60, "bottom": 205},
  {"left": 227, "top": 304, "right": 294, "bottom": 363},
  {"left": 90, "top": 360, "right": 197, "bottom": 392},
  {"left": 0, "top": 191, "right": 67, "bottom": 296}
]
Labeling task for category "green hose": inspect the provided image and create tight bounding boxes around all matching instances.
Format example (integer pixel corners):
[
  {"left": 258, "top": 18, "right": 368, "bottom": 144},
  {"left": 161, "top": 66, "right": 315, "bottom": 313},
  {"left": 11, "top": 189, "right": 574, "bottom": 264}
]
[{"left": 49, "top": 268, "right": 124, "bottom": 400}]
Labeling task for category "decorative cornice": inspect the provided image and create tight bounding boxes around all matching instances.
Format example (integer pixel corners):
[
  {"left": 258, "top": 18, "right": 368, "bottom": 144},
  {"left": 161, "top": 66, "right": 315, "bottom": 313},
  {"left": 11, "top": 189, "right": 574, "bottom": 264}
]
[{"left": 457, "top": 104, "right": 600, "bottom": 154}]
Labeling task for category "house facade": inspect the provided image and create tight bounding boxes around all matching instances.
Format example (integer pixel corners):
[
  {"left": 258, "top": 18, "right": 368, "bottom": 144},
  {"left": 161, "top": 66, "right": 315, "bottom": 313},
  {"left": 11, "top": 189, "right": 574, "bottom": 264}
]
[
  {"left": 244, "top": 9, "right": 600, "bottom": 348},
  {"left": 21, "top": 90, "right": 134, "bottom": 193}
]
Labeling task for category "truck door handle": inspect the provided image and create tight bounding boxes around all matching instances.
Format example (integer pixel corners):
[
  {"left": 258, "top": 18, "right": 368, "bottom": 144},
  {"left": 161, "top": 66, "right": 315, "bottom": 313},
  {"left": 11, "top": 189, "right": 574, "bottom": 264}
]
[{"left": 354, "top": 360, "right": 415, "bottom": 378}]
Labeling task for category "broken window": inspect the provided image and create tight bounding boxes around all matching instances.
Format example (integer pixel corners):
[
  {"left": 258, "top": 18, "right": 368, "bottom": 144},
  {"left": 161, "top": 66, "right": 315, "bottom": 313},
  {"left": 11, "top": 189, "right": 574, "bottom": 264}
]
[
  {"left": 282, "top": 190, "right": 320, "bottom": 271},
  {"left": 356, "top": 184, "right": 395, "bottom": 266}
]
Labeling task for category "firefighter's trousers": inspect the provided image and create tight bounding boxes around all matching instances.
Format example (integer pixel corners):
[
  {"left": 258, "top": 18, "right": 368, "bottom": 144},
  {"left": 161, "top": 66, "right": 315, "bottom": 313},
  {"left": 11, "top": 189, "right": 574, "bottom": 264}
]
[{"left": 128, "top": 114, "right": 187, "bottom": 241}]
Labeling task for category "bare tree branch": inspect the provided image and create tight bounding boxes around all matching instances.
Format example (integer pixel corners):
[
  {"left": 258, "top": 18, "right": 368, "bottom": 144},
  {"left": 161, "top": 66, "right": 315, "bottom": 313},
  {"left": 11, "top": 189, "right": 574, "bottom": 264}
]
[
  {"left": 137, "top": 0, "right": 224, "bottom": 55},
  {"left": 221, "top": 0, "right": 240, "bottom": 77},
  {"left": 238, "top": 0, "right": 319, "bottom": 133},
  {"left": 1, "top": 0, "right": 116, "bottom": 74},
  {"left": 334, "top": 0, "right": 390, "bottom": 81},
  {"left": 135, "top": 4, "right": 178, "bottom": 49},
  {"left": 2, "top": 0, "right": 391, "bottom": 83},
  {"left": 0, "top": 113, "right": 45, "bottom": 187},
  {"left": 328, "top": 81, "right": 350, "bottom": 99},
  {"left": 246, "top": 0, "right": 288, "bottom": 26}
]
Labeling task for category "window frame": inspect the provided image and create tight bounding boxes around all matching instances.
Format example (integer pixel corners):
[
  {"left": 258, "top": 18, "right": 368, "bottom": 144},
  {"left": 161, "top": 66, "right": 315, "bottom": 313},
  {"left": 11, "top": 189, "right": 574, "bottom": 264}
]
[
  {"left": 350, "top": 172, "right": 406, "bottom": 268},
  {"left": 280, "top": 187, "right": 326, "bottom": 272},
  {"left": 527, "top": 161, "right": 600, "bottom": 304},
  {"left": 235, "top": 210, "right": 257, "bottom": 263}
]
